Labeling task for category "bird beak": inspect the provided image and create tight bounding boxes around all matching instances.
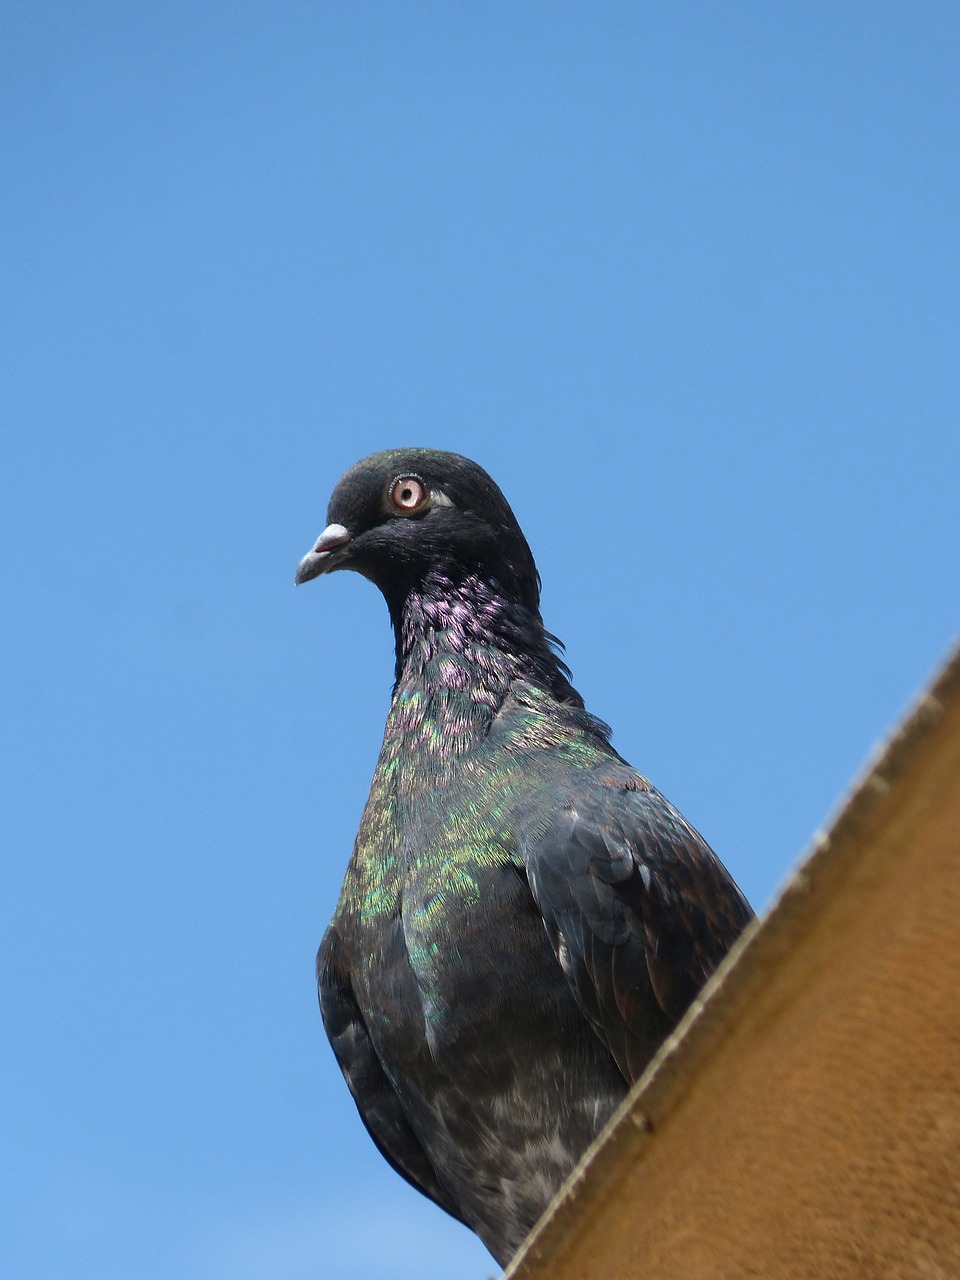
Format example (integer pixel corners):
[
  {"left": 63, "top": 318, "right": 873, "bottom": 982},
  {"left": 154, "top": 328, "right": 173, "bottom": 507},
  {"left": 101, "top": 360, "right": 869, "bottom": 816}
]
[{"left": 295, "top": 523, "right": 353, "bottom": 585}]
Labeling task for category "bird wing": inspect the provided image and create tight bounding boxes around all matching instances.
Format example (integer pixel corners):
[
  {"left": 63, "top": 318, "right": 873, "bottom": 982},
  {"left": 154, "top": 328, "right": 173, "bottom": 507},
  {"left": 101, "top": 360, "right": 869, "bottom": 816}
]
[
  {"left": 519, "top": 774, "right": 753, "bottom": 1082},
  {"left": 317, "top": 923, "right": 465, "bottom": 1221}
]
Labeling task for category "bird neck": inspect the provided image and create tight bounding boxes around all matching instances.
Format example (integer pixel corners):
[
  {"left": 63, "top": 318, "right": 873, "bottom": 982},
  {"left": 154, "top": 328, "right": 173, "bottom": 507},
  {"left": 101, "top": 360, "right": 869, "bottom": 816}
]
[{"left": 386, "top": 569, "right": 582, "bottom": 753}]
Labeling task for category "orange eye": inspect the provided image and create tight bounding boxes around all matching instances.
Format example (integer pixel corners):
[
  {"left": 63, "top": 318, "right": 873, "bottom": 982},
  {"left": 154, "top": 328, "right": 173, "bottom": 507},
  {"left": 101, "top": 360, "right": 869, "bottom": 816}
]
[{"left": 390, "top": 476, "right": 427, "bottom": 512}]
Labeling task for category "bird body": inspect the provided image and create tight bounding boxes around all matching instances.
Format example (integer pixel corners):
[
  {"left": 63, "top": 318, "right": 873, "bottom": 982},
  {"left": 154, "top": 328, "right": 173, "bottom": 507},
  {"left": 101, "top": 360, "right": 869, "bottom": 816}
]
[{"left": 297, "top": 450, "right": 753, "bottom": 1266}]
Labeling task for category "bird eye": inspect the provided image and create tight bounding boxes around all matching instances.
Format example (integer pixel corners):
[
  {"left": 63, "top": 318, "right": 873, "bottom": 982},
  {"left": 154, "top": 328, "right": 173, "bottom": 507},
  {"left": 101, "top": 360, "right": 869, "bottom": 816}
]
[{"left": 389, "top": 476, "right": 428, "bottom": 513}]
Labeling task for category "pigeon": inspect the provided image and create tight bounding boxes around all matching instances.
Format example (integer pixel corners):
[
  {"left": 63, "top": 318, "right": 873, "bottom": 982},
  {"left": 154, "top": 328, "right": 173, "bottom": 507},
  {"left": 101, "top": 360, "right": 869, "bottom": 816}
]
[{"left": 296, "top": 449, "right": 753, "bottom": 1267}]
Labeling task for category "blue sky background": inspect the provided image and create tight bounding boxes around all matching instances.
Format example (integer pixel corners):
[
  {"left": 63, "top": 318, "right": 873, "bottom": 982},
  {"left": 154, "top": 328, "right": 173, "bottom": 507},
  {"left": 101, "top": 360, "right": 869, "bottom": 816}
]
[{"left": 3, "top": 4, "right": 958, "bottom": 1277}]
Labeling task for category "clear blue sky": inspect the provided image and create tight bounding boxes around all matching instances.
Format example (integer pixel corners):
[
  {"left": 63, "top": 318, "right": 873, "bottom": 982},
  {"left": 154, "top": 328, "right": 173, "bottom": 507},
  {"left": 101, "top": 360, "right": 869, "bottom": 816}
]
[{"left": 2, "top": 4, "right": 958, "bottom": 1277}]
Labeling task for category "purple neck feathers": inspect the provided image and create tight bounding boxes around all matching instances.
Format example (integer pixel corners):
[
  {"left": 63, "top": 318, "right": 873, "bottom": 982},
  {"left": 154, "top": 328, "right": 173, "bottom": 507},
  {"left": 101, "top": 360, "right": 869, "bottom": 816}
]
[{"left": 390, "top": 570, "right": 581, "bottom": 712}]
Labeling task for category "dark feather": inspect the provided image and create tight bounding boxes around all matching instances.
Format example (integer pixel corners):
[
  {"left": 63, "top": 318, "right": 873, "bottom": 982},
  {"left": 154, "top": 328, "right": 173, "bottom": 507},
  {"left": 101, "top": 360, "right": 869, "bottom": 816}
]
[
  {"left": 317, "top": 925, "right": 465, "bottom": 1220},
  {"left": 519, "top": 770, "right": 752, "bottom": 1080}
]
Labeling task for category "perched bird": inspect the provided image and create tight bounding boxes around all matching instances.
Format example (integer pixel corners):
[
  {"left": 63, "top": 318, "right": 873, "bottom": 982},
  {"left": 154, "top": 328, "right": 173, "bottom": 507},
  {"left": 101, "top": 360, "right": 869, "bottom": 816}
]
[{"left": 296, "top": 449, "right": 753, "bottom": 1267}]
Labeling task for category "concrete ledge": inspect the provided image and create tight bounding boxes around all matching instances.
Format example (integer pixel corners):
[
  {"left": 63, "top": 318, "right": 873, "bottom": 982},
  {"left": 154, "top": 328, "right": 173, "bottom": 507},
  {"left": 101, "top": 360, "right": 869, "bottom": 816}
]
[{"left": 506, "top": 641, "right": 960, "bottom": 1280}]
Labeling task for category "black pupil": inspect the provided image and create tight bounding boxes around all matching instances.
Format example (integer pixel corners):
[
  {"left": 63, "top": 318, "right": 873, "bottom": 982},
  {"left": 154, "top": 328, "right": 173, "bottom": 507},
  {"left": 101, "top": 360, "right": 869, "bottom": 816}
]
[{"left": 400, "top": 485, "right": 415, "bottom": 504}]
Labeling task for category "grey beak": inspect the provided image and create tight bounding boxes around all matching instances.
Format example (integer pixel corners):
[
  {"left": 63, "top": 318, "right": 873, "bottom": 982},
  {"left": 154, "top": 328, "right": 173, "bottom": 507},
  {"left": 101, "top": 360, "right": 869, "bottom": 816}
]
[{"left": 295, "top": 523, "right": 353, "bottom": 585}]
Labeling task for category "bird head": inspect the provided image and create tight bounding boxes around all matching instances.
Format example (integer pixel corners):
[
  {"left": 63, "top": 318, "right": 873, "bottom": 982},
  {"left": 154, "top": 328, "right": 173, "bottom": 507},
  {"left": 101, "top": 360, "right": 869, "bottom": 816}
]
[{"left": 295, "top": 449, "right": 541, "bottom": 615}]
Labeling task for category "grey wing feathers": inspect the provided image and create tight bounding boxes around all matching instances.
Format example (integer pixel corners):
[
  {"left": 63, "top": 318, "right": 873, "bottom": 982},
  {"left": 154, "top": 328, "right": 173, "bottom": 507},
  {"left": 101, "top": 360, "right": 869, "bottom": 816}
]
[
  {"left": 317, "top": 925, "right": 464, "bottom": 1221},
  {"left": 520, "top": 777, "right": 754, "bottom": 1082}
]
